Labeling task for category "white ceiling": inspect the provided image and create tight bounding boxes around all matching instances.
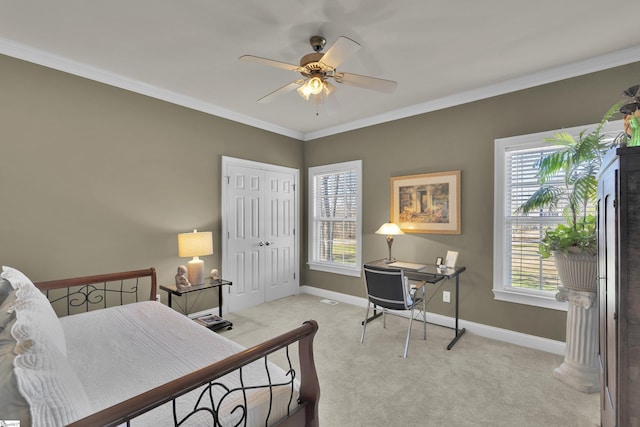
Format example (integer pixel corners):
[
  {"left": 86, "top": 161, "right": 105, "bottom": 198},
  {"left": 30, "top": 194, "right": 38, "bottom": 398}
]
[{"left": 1, "top": 1, "right": 640, "bottom": 141}]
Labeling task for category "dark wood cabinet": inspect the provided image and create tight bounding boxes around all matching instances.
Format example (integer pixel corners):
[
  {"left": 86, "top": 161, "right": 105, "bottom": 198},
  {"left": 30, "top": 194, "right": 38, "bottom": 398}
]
[{"left": 597, "top": 146, "right": 640, "bottom": 427}]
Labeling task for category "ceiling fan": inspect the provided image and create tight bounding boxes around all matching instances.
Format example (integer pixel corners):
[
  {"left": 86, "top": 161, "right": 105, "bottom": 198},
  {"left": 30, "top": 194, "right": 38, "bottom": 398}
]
[{"left": 239, "top": 35, "right": 397, "bottom": 106}]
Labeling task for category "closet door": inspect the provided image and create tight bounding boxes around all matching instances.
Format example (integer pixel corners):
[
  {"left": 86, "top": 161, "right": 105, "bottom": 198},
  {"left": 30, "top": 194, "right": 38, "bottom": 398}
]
[
  {"left": 226, "top": 164, "right": 267, "bottom": 311},
  {"left": 223, "top": 158, "right": 298, "bottom": 312},
  {"left": 263, "top": 170, "right": 296, "bottom": 302}
]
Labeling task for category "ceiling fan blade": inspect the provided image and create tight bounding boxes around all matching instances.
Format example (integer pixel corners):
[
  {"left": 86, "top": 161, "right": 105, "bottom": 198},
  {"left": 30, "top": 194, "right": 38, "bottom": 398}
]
[
  {"left": 257, "top": 81, "right": 303, "bottom": 104},
  {"left": 239, "top": 55, "right": 299, "bottom": 72},
  {"left": 336, "top": 72, "right": 397, "bottom": 93},
  {"left": 320, "top": 36, "right": 360, "bottom": 69},
  {"left": 322, "top": 82, "right": 340, "bottom": 115}
]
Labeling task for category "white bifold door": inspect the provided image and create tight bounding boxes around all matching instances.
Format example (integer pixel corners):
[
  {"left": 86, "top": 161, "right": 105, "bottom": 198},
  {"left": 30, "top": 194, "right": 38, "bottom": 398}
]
[{"left": 222, "top": 157, "right": 299, "bottom": 312}]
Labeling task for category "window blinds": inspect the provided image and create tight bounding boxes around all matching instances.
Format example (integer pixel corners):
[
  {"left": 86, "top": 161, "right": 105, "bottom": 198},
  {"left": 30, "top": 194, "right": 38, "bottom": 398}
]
[
  {"left": 505, "top": 146, "right": 563, "bottom": 291},
  {"left": 313, "top": 169, "right": 358, "bottom": 266}
]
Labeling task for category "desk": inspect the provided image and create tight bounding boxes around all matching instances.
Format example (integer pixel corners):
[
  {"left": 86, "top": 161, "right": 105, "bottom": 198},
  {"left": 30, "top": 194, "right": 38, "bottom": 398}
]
[
  {"left": 160, "top": 279, "right": 233, "bottom": 331},
  {"left": 364, "top": 259, "right": 467, "bottom": 350}
]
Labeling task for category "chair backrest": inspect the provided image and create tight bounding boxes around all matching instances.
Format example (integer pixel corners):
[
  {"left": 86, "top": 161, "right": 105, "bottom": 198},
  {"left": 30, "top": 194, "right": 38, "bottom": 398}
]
[{"left": 363, "top": 265, "right": 410, "bottom": 310}]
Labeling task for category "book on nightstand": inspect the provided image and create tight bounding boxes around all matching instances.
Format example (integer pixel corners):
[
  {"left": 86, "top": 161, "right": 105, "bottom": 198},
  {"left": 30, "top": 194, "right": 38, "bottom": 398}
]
[{"left": 194, "top": 313, "right": 225, "bottom": 327}]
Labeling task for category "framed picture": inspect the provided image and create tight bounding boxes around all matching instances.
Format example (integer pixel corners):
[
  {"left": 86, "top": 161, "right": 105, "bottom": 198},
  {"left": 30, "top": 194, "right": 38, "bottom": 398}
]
[
  {"left": 445, "top": 250, "right": 459, "bottom": 268},
  {"left": 435, "top": 256, "right": 444, "bottom": 266},
  {"left": 390, "top": 170, "right": 461, "bottom": 234}
]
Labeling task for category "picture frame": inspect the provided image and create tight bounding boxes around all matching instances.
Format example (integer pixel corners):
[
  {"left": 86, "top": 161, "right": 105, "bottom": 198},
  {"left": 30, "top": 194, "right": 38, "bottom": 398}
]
[
  {"left": 445, "top": 250, "right": 459, "bottom": 268},
  {"left": 390, "top": 170, "right": 461, "bottom": 234},
  {"left": 435, "top": 256, "right": 444, "bottom": 266}
]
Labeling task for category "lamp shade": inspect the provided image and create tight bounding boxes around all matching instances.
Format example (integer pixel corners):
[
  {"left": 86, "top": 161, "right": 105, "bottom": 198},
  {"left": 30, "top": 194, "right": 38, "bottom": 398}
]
[
  {"left": 178, "top": 229, "right": 213, "bottom": 257},
  {"left": 375, "top": 223, "right": 404, "bottom": 236}
]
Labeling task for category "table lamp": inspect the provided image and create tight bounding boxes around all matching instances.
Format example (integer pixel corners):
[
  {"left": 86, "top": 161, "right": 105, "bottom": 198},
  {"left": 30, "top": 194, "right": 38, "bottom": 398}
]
[
  {"left": 375, "top": 222, "right": 404, "bottom": 263},
  {"left": 178, "top": 229, "right": 213, "bottom": 285}
]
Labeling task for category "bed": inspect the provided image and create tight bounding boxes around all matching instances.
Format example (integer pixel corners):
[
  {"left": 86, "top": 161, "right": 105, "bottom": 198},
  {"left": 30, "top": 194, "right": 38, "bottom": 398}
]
[{"left": 0, "top": 266, "right": 319, "bottom": 426}]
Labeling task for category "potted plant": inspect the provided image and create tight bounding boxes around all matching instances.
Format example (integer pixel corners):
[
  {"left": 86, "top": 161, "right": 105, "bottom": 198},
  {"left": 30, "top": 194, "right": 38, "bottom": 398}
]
[
  {"left": 519, "top": 101, "right": 627, "bottom": 393},
  {"left": 517, "top": 103, "right": 620, "bottom": 290},
  {"left": 620, "top": 84, "right": 640, "bottom": 147}
]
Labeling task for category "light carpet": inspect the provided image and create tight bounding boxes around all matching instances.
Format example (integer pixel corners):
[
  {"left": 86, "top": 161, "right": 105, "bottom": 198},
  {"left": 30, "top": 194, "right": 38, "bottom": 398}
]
[{"left": 221, "top": 294, "right": 599, "bottom": 427}]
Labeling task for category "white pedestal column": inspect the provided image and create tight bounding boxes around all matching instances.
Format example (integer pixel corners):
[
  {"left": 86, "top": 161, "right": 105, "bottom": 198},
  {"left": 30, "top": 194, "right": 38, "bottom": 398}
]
[{"left": 553, "top": 285, "right": 599, "bottom": 393}]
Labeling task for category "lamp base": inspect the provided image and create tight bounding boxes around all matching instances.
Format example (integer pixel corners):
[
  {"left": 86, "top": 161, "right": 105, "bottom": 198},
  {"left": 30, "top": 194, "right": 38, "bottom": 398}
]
[
  {"left": 383, "top": 257, "right": 397, "bottom": 264},
  {"left": 187, "top": 258, "right": 205, "bottom": 286}
]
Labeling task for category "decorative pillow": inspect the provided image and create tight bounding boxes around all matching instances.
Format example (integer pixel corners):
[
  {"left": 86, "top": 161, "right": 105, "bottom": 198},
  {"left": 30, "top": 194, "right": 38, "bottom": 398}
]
[
  {"left": 0, "top": 286, "right": 18, "bottom": 332},
  {"left": 1, "top": 266, "right": 36, "bottom": 290},
  {"left": 2, "top": 266, "right": 67, "bottom": 357},
  {"left": 11, "top": 327, "right": 92, "bottom": 426},
  {"left": 0, "top": 268, "right": 92, "bottom": 426},
  {"left": 0, "top": 277, "right": 12, "bottom": 305},
  {"left": 0, "top": 296, "right": 31, "bottom": 425}
]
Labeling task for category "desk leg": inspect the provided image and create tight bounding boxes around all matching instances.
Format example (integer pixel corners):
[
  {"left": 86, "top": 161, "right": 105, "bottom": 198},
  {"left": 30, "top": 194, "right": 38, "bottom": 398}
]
[
  {"left": 447, "top": 275, "right": 466, "bottom": 350},
  {"left": 167, "top": 292, "right": 172, "bottom": 308},
  {"left": 217, "top": 285, "right": 233, "bottom": 330}
]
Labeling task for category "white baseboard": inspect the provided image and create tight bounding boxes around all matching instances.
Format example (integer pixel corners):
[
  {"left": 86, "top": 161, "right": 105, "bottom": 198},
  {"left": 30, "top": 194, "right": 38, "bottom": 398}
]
[{"left": 300, "top": 285, "right": 566, "bottom": 356}]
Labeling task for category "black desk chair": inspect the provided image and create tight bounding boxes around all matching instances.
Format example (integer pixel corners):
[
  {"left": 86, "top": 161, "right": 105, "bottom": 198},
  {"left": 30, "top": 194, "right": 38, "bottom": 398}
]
[{"left": 360, "top": 265, "right": 427, "bottom": 357}]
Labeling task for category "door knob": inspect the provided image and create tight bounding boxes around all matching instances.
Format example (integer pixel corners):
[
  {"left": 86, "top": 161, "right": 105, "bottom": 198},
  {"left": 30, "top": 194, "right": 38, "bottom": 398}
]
[
  {"left": 265, "top": 241, "right": 274, "bottom": 246},
  {"left": 258, "top": 241, "right": 265, "bottom": 246}
]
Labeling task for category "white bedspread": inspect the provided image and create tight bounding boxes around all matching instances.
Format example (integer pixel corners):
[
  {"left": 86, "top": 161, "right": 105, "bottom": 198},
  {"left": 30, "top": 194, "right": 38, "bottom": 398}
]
[{"left": 61, "top": 301, "right": 296, "bottom": 426}]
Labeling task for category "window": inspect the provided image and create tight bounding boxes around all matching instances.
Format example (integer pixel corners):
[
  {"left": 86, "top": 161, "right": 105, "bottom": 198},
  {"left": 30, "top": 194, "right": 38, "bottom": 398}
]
[
  {"left": 493, "top": 120, "right": 621, "bottom": 310},
  {"left": 308, "top": 160, "right": 362, "bottom": 277}
]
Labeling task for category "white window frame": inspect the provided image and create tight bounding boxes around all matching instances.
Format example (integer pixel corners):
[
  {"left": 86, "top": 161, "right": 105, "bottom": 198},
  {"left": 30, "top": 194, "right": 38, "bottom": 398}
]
[
  {"left": 308, "top": 160, "right": 363, "bottom": 277},
  {"left": 493, "top": 120, "right": 622, "bottom": 310}
]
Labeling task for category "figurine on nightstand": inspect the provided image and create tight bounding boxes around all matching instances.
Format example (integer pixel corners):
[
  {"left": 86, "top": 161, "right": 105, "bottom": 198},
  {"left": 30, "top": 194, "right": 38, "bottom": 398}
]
[
  {"left": 210, "top": 268, "right": 219, "bottom": 281},
  {"left": 175, "top": 265, "right": 191, "bottom": 288}
]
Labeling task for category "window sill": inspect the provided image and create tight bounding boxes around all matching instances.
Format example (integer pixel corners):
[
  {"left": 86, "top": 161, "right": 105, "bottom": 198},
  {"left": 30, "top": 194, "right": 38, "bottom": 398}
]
[
  {"left": 493, "top": 288, "right": 568, "bottom": 311},
  {"left": 307, "top": 262, "right": 361, "bottom": 278}
]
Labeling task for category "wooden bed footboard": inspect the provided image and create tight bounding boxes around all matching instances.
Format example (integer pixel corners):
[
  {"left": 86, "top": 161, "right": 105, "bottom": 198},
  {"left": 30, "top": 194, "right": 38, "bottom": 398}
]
[{"left": 67, "top": 320, "right": 320, "bottom": 427}]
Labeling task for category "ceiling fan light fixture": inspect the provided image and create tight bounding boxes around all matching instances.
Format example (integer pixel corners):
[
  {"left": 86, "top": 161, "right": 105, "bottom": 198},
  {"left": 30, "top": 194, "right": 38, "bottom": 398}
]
[
  {"left": 296, "top": 85, "right": 311, "bottom": 100},
  {"left": 308, "top": 77, "right": 324, "bottom": 94},
  {"left": 297, "top": 77, "right": 325, "bottom": 100}
]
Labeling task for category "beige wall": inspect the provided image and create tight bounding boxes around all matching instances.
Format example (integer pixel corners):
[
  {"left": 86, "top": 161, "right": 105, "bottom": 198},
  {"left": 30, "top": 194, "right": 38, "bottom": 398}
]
[
  {"left": 304, "top": 62, "right": 640, "bottom": 341},
  {"left": 2, "top": 53, "right": 639, "bottom": 339},
  {"left": 0, "top": 55, "right": 303, "bottom": 313}
]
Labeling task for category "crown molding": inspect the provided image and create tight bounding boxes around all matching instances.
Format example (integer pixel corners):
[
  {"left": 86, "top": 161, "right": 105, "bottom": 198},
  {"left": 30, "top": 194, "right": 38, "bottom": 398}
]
[
  {"left": 2, "top": 36, "right": 639, "bottom": 142},
  {"left": 0, "top": 37, "right": 304, "bottom": 141},
  {"left": 303, "top": 45, "right": 640, "bottom": 141}
]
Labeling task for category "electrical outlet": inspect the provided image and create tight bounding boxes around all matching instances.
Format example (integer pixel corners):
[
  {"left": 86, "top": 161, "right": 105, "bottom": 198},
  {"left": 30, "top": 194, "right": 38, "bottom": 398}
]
[{"left": 443, "top": 291, "right": 451, "bottom": 303}]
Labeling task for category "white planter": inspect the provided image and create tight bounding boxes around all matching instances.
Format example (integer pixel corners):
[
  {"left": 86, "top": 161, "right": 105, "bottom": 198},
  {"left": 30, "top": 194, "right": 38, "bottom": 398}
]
[
  {"left": 552, "top": 250, "right": 597, "bottom": 292},
  {"left": 552, "top": 250, "right": 599, "bottom": 393}
]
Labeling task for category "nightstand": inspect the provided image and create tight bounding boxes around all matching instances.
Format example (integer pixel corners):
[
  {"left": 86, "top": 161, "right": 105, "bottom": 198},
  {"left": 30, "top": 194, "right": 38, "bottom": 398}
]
[{"left": 159, "top": 279, "right": 233, "bottom": 331}]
